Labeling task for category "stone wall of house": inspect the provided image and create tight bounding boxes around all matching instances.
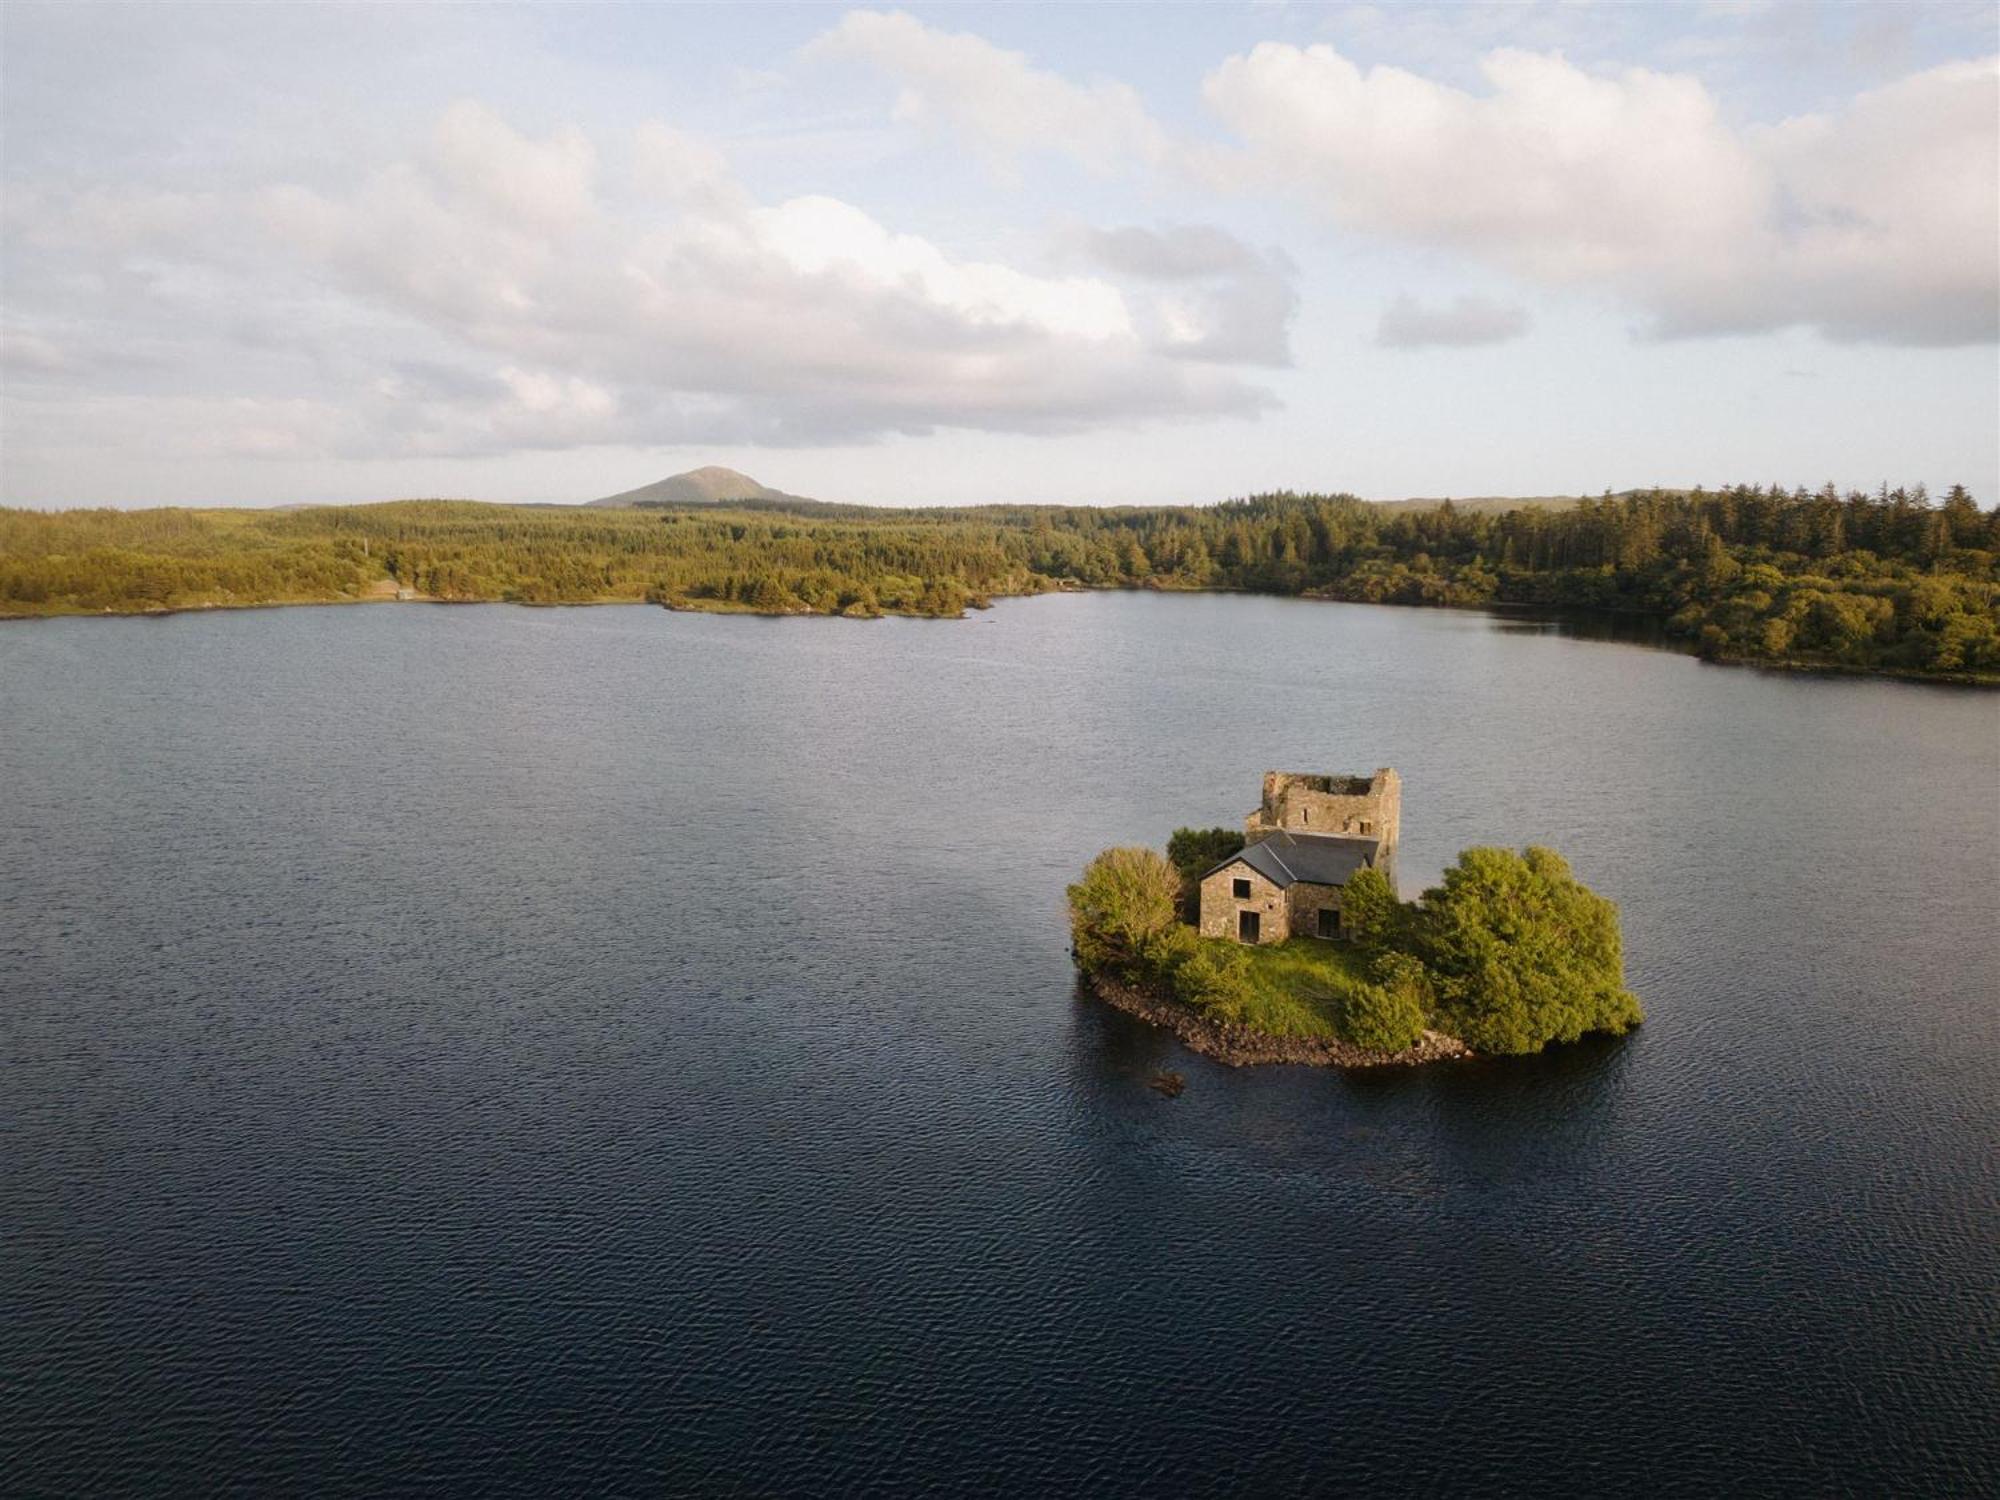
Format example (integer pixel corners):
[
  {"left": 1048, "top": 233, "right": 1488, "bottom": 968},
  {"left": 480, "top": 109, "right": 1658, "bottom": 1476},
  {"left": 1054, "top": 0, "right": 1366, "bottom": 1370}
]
[
  {"left": 1199, "top": 862, "right": 1290, "bottom": 943},
  {"left": 1246, "top": 768, "right": 1401, "bottom": 850},
  {"left": 1287, "top": 881, "right": 1346, "bottom": 941}
]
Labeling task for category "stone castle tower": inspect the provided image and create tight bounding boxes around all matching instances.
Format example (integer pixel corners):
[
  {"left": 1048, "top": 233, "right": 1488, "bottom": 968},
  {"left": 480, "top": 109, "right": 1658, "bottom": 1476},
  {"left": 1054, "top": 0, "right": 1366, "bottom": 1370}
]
[{"left": 1245, "top": 769, "right": 1401, "bottom": 856}]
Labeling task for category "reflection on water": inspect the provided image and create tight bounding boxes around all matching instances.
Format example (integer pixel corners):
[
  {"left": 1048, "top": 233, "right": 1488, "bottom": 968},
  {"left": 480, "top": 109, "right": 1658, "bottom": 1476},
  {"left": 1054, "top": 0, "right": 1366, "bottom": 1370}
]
[
  {"left": 1482, "top": 603, "right": 1673, "bottom": 647},
  {"left": 2, "top": 593, "right": 1995, "bottom": 1496}
]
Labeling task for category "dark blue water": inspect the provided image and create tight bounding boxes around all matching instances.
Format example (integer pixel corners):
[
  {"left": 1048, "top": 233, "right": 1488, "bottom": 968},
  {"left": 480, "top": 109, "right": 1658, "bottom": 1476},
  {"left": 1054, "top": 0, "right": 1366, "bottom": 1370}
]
[{"left": 4, "top": 595, "right": 1996, "bottom": 1496}]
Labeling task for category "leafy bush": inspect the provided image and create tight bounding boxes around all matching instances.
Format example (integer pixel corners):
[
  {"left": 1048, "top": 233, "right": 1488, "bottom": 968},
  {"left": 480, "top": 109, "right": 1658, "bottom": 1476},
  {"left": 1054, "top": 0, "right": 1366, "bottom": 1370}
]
[
  {"left": 1415, "top": 846, "right": 1644, "bottom": 1055},
  {"left": 1134, "top": 923, "right": 1200, "bottom": 987},
  {"left": 1335, "top": 980, "right": 1428, "bottom": 1052},
  {"left": 1065, "top": 847, "right": 1180, "bottom": 979},
  {"left": 1338, "top": 865, "right": 1402, "bottom": 953},
  {"left": 1172, "top": 942, "right": 1255, "bottom": 1023},
  {"left": 1333, "top": 949, "right": 1433, "bottom": 1051}
]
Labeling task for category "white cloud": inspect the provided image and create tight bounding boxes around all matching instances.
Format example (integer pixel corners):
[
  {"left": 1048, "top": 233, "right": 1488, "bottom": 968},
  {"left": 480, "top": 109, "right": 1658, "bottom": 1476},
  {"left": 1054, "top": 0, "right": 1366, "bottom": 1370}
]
[
  {"left": 0, "top": 327, "right": 80, "bottom": 375},
  {"left": 1376, "top": 293, "right": 1530, "bottom": 348},
  {"left": 13, "top": 393, "right": 361, "bottom": 462},
  {"left": 1201, "top": 44, "right": 1999, "bottom": 344},
  {"left": 1724, "top": 58, "right": 2000, "bottom": 343},
  {"left": 427, "top": 100, "right": 597, "bottom": 231},
  {"left": 805, "top": 15, "right": 1994, "bottom": 347},
  {"left": 1202, "top": 44, "right": 1768, "bottom": 279},
  {"left": 1076, "top": 224, "right": 1298, "bottom": 365},
  {"left": 632, "top": 122, "right": 741, "bottom": 208},
  {"left": 806, "top": 9, "right": 1167, "bottom": 176},
  {"left": 753, "top": 195, "right": 1133, "bottom": 340},
  {"left": 10, "top": 102, "right": 1279, "bottom": 459},
  {"left": 12, "top": 185, "right": 228, "bottom": 265}
]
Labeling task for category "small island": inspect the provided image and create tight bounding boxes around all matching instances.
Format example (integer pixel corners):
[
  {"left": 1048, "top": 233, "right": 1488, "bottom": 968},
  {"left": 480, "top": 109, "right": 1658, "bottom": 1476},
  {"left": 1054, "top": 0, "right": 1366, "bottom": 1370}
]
[{"left": 1068, "top": 769, "right": 1643, "bottom": 1068}]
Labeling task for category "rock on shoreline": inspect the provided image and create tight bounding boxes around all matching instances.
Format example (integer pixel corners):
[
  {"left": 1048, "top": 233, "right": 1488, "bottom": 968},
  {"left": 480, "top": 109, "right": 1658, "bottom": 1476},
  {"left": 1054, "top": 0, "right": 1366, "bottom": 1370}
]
[{"left": 1088, "top": 974, "right": 1472, "bottom": 1070}]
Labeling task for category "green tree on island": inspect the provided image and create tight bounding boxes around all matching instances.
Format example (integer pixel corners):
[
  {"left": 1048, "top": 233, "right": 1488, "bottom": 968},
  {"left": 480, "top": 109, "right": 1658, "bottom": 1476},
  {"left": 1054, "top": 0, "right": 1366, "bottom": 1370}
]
[
  {"left": 1336, "top": 865, "right": 1404, "bottom": 954},
  {"left": 1414, "top": 846, "right": 1644, "bottom": 1055},
  {"left": 1166, "top": 826, "right": 1245, "bottom": 921},
  {"left": 1065, "top": 847, "right": 1180, "bottom": 979}
]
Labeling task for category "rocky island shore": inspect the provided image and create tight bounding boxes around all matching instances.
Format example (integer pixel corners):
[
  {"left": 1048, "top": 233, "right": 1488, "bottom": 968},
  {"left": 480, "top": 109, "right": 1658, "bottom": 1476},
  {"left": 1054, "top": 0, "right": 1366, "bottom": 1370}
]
[{"left": 1089, "top": 973, "right": 1472, "bottom": 1069}]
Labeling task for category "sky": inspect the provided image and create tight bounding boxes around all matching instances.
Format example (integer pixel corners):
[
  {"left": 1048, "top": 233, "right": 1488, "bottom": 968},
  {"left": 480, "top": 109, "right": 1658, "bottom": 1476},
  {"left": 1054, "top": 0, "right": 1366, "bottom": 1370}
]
[{"left": 2, "top": 1, "right": 1996, "bottom": 509}]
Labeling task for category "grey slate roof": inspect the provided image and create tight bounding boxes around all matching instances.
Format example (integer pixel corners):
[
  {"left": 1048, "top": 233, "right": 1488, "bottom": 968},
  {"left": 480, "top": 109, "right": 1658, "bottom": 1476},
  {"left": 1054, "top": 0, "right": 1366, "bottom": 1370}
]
[{"left": 1207, "top": 831, "right": 1380, "bottom": 890}]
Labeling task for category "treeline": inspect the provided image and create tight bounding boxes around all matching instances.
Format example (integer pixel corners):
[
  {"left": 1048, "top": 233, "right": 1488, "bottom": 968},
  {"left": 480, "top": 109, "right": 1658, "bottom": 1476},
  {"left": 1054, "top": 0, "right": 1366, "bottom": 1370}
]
[
  {"left": 978, "top": 482, "right": 2000, "bottom": 677},
  {"left": 3, "top": 482, "right": 1995, "bottom": 678},
  {"left": 0, "top": 501, "right": 1036, "bottom": 619}
]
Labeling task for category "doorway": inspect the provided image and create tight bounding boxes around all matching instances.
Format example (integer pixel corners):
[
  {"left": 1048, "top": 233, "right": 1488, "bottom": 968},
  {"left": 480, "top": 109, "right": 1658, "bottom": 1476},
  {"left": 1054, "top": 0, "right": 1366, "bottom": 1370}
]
[{"left": 1238, "top": 910, "right": 1260, "bottom": 943}]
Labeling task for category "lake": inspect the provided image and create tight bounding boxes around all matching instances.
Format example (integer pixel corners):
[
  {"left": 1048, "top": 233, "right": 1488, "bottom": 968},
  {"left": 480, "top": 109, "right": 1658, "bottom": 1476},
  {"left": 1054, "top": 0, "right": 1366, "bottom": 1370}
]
[{"left": 3, "top": 593, "right": 1996, "bottom": 1495}]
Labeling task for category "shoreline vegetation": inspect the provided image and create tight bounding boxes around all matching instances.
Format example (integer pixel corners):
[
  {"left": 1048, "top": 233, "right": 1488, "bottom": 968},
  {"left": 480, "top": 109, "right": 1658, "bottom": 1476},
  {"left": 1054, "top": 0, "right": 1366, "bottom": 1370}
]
[
  {"left": 1087, "top": 972, "right": 1474, "bottom": 1069},
  {"left": 1067, "top": 839, "right": 1644, "bottom": 1070},
  {"left": 3, "top": 483, "right": 1997, "bottom": 681}
]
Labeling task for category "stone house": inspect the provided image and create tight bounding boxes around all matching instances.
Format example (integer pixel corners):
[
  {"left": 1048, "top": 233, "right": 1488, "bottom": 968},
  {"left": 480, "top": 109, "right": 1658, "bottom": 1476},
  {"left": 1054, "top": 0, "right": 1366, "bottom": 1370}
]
[{"left": 1198, "top": 769, "right": 1400, "bottom": 945}]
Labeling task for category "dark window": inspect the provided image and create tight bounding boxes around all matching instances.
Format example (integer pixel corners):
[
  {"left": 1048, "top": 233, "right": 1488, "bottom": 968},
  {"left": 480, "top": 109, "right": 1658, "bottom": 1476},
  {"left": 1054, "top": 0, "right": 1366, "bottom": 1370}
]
[
  {"left": 1238, "top": 910, "right": 1261, "bottom": 943},
  {"left": 1302, "top": 808, "right": 1310, "bottom": 824},
  {"left": 1317, "top": 907, "right": 1339, "bottom": 939},
  {"left": 1231, "top": 877, "right": 1252, "bottom": 900}
]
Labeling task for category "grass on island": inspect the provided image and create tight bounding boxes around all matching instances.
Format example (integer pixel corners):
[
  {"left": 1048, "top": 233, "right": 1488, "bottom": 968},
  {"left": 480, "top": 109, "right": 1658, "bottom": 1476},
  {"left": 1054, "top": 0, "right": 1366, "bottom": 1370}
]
[{"left": 1221, "top": 938, "right": 1377, "bottom": 1040}]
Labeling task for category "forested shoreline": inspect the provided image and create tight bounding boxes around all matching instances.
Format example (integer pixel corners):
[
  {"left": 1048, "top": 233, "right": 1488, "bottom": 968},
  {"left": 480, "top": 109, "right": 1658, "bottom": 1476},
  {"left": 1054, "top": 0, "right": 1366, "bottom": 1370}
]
[{"left": 3, "top": 483, "right": 1996, "bottom": 680}]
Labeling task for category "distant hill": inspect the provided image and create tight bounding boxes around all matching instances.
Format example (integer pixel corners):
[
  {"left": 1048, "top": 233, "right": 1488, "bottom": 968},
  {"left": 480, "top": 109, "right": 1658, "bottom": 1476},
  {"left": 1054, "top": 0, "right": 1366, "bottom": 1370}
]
[
  {"left": 583, "top": 474, "right": 1645, "bottom": 516},
  {"left": 587, "top": 466, "right": 812, "bottom": 508}
]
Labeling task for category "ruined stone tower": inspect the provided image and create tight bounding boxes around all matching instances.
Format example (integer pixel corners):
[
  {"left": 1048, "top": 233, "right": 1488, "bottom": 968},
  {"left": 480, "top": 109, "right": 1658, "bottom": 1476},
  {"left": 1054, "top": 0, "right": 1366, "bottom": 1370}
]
[{"left": 1245, "top": 769, "right": 1401, "bottom": 856}]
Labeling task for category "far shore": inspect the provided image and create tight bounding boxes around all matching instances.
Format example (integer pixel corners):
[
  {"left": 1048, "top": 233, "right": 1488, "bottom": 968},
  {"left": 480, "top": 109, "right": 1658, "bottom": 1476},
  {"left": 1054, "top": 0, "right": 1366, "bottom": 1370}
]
[{"left": 6, "top": 587, "right": 1996, "bottom": 686}]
